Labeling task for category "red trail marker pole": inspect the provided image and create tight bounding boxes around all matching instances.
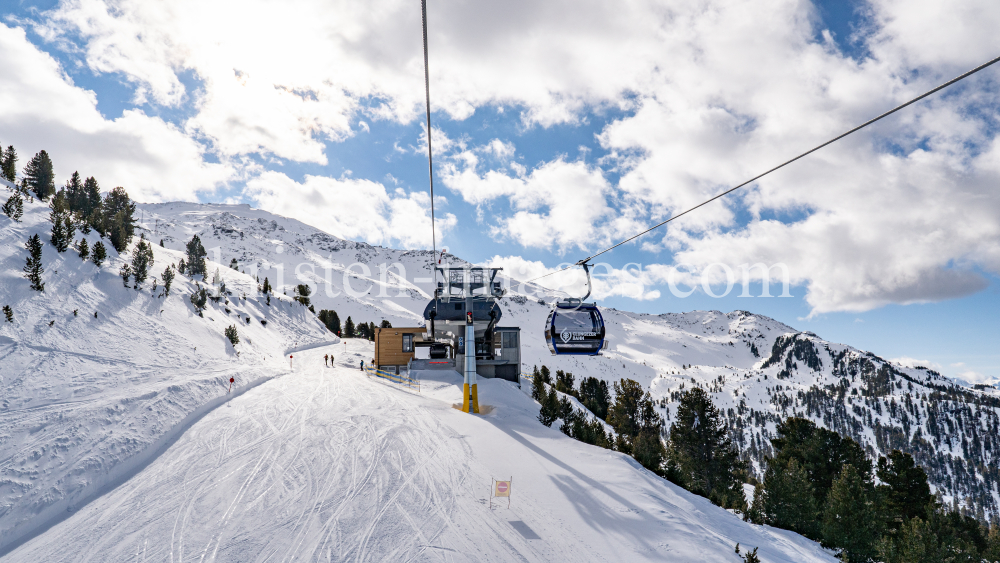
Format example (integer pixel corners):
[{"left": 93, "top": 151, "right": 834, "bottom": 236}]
[{"left": 228, "top": 377, "right": 234, "bottom": 393}]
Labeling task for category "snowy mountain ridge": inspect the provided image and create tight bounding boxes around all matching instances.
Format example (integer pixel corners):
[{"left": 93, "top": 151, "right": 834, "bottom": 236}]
[
  {"left": 1, "top": 196, "right": 996, "bottom": 558},
  {"left": 129, "top": 202, "right": 999, "bottom": 519}
]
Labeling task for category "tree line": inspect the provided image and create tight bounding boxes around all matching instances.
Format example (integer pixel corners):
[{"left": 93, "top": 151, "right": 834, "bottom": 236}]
[{"left": 529, "top": 366, "right": 1000, "bottom": 562}]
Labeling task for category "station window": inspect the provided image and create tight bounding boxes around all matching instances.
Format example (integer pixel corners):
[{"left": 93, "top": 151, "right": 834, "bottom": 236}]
[
  {"left": 402, "top": 334, "right": 413, "bottom": 353},
  {"left": 502, "top": 332, "right": 518, "bottom": 349}
]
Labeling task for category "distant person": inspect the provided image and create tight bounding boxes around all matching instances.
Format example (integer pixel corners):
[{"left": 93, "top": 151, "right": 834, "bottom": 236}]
[
  {"left": 360, "top": 360, "right": 364, "bottom": 371},
  {"left": 324, "top": 354, "right": 329, "bottom": 367}
]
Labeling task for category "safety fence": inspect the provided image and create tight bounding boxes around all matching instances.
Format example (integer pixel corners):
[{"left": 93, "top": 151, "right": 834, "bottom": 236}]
[{"left": 365, "top": 366, "right": 421, "bottom": 392}]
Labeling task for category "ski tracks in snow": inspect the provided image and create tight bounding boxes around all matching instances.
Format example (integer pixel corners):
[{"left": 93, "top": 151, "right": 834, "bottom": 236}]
[{"left": 4, "top": 345, "right": 493, "bottom": 562}]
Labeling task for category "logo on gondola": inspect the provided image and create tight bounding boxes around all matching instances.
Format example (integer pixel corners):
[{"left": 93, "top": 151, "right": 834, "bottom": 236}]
[{"left": 560, "top": 328, "right": 598, "bottom": 343}]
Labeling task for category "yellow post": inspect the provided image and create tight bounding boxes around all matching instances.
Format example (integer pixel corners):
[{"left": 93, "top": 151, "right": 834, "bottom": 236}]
[
  {"left": 470, "top": 383, "right": 480, "bottom": 414},
  {"left": 462, "top": 383, "right": 471, "bottom": 412}
]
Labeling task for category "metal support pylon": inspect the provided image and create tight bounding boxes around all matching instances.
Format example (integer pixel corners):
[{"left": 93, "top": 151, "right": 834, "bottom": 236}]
[{"left": 462, "top": 281, "right": 479, "bottom": 413}]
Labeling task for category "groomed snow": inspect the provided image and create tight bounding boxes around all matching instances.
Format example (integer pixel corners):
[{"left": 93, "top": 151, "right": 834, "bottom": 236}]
[{"left": 4, "top": 340, "right": 836, "bottom": 562}]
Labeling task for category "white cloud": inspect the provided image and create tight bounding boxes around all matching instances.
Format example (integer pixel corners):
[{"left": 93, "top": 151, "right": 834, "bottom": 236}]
[
  {"left": 244, "top": 171, "right": 455, "bottom": 249},
  {"left": 0, "top": 22, "right": 231, "bottom": 201},
  {"left": 489, "top": 255, "right": 662, "bottom": 302},
  {"left": 23, "top": 0, "right": 1000, "bottom": 315}
]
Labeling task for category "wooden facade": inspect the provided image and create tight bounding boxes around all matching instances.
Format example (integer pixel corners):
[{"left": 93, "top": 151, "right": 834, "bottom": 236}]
[{"left": 374, "top": 327, "right": 426, "bottom": 369}]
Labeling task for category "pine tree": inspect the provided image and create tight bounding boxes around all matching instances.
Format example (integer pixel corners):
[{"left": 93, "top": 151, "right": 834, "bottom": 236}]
[
  {"left": 538, "top": 386, "right": 560, "bottom": 427},
  {"left": 538, "top": 365, "right": 552, "bottom": 386},
  {"left": 877, "top": 517, "right": 940, "bottom": 563},
  {"left": 78, "top": 238, "right": 90, "bottom": 260},
  {"left": 770, "top": 417, "right": 870, "bottom": 509},
  {"left": 162, "top": 265, "right": 174, "bottom": 296},
  {"left": 1, "top": 145, "right": 17, "bottom": 183},
  {"left": 131, "top": 236, "right": 154, "bottom": 287},
  {"left": 49, "top": 189, "right": 72, "bottom": 252},
  {"left": 318, "top": 310, "right": 342, "bottom": 334},
  {"left": 822, "top": 464, "right": 883, "bottom": 562},
  {"left": 190, "top": 284, "right": 208, "bottom": 313},
  {"left": 3, "top": 305, "right": 13, "bottom": 323},
  {"left": 667, "top": 387, "right": 745, "bottom": 507},
  {"left": 23, "top": 150, "right": 55, "bottom": 200},
  {"left": 23, "top": 234, "right": 44, "bottom": 291},
  {"left": 344, "top": 316, "right": 355, "bottom": 337},
  {"left": 229, "top": 258, "right": 238, "bottom": 270},
  {"left": 185, "top": 235, "right": 207, "bottom": 278},
  {"left": 579, "top": 376, "right": 610, "bottom": 419},
  {"left": 555, "top": 370, "right": 576, "bottom": 397},
  {"left": 91, "top": 240, "right": 107, "bottom": 267},
  {"left": 82, "top": 176, "right": 102, "bottom": 231},
  {"left": 262, "top": 276, "right": 271, "bottom": 294},
  {"left": 756, "top": 458, "right": 819, "bottom": 537},
  {"left": 65, "top": 171, "right": 84, "bottom": 212},
  {"left": 380, "top": 319, "right": 392, "bottom": 328},
  {"left": 531, "top": 366, "right": 546, "bottom": 401},
  {"left": 294, "top": 284, "right": 311, "bottom": 306},
  {"left": 159, "top": 239, "right": 164, "bottom": 247},
  {"left": 177, "top": 259, "right": 186, "bottom": 274},
  {"left": 103, "top": 187, "right": 136, "bottom": 253},
  {"left": 120, "top": 263, "right": 131, "bottom": 287},
  {"left": 2, "top": 192, "right": 23, "bottom": 222},
  {"left": 225, "top": 325, "right": 239, "bottom": 346},
  {"left": 877, "top": 450, "right": 933, "bottom": 526}
]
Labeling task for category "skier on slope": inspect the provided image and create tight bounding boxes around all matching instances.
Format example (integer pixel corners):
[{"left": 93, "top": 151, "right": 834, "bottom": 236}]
[
  {"left": 324, "top": 354, "right": 328, "bottom": 367},
  {"left": 360, "top": 359, "right": 364, "bottom": 371}
]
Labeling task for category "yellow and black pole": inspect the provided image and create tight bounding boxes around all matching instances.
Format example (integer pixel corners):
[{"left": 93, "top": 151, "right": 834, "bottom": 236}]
[{"left": 462, "top": 297, "right": 480, "bottom": 413}]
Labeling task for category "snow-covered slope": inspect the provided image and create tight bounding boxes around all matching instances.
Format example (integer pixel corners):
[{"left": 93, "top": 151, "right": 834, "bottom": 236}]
[
  {"left": 4, "top": 341, "right": 837, "bottom": 563},
  {"left": 2, "top": 197, "right": 996, "bottom": 557},
  {"left": 0, "top": 195, "right": 331, "bottom": 553},
  {"left": 132, "top": 202, "right": 1000, "bottom": 519}
]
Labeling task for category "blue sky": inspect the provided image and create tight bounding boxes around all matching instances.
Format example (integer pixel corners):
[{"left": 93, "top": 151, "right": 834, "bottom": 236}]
[{"left": 3, "top": 0, "right": 999, "bottom": 382}]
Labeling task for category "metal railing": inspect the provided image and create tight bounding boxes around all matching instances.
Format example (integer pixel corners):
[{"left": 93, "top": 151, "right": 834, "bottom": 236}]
[{"left": 365, "top": 366, "right": 421, "bottom": 392}]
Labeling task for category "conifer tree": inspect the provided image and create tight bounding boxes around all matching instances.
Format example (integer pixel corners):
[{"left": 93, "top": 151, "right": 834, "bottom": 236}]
[
  {"left": 91, "top": 240, "right": 107, "bottom": 267},
  {"left": 23, "top": 150, "right": 55, "bottom": 200},
  {"left": 161, "top": 265, "right": 174, "bottom": 296},
  {"left": 2, "top": 192, "right": 23, "bottom": 222},
  {"left": 131, "top": 236, "right": 154, "bottom": 287},
  {"left": 294, "top": 284, "right": 311, "bottom": 306},
  {"left": 318, "top": 310, "right": 341, "bottom": 334},
  {"left": 65, "top": 171, "right": 84, "bottom": 211},
  {"left": 190, "top": 284, "right": 208, "bottom": 313},
  {"left": 23, "top": 234, "right": 44, "bottom": 291},
  {"left": 159, "top": 239, "right": 164, "bottom": 247},
  {"left": 82, "top": 176, "right": 101, "bottom": 231},
  {"left": 555, "top": 370, "right": 576, "bottom": 397},
  {"left": 103, "top": 187, "right": 136, "bottom": 252},
  {"left": 49, "top": 189, "right": 73, "bottom": 252},
  {"left": 607, "top": 379, "right": 662, "bottom": 453},
  {"left": 229, "top": 258, "right": 238, "bottom": 270},
  {"left": 380, "top": 319, "right": 392, "bottom": 328},
  {"left": 344, "top": 316, "right": 355, "bottom": 337},
  {"left": 822, "top": 464, "right": 883, "bottom": 562},
  {"left": 877, "top": 450, "right": 933, "bottom": 526},
  {"left": 185, "top": 235, "right": 207, "bottom": 278},
  {"left": 261, "top": 276, "right": 271, "bottom": 294},
  {"left": 225, "top": 325, "right": 239, "bottom": 346},
  {"left": 1, "top": 145, "right": 17, "bottom": 183},
  {"left": 538, "top": 365, "right": 552, "bottom": 386},
  {"left": 755, "top": 458, "right": 818, "bottom": 537},
  {"left": 877, "top": 517, "right": 940, "bottom": 563},
  {"left": 177, "top": 258, "right": 186, "bottom": 274},
  {"left": 78, "top": 238, "right": 90, "bottom": 260},
  {"left": 531, "top": 366, "right": 546, "bottom": 401},
  {"left": 667, "top": 387, "right": 745, "bottom": 507},
  {"left": 119, "top": 263, "right": 131, "bottom": 287},
  {"left": 770, "top": 417, "right": 869, "bottom": 509},
  {"left": 579, "top": 376, "right": 610, "bottom": 420},
  {"left": 538, "top": 386, "right": 560, "bottom": 427},
  {"left": 3, "top": 305, "right": 12, "bottom": 323}
]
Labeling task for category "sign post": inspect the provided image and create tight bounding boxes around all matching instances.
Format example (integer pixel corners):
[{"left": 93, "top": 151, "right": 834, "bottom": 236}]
[
  {"left": 228, "top": 377, "right": 234, "bottom": 393},
  {"left": 490, "top": 477, "right": 512, "bottom": 509}
]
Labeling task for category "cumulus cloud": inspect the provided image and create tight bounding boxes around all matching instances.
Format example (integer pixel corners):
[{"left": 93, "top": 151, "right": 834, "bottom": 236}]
[
  {"left": 22, "top": 0, "right": 1000, "bottom": 314},
  {"left": 0, "top": 22, "right": 231, "bottom": 201},
  {"left": 244, "top": 171, "right": 456, "bottom": 249},
  {"left": 489, "top": 255, "right": 662, "bottom": 301}
]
